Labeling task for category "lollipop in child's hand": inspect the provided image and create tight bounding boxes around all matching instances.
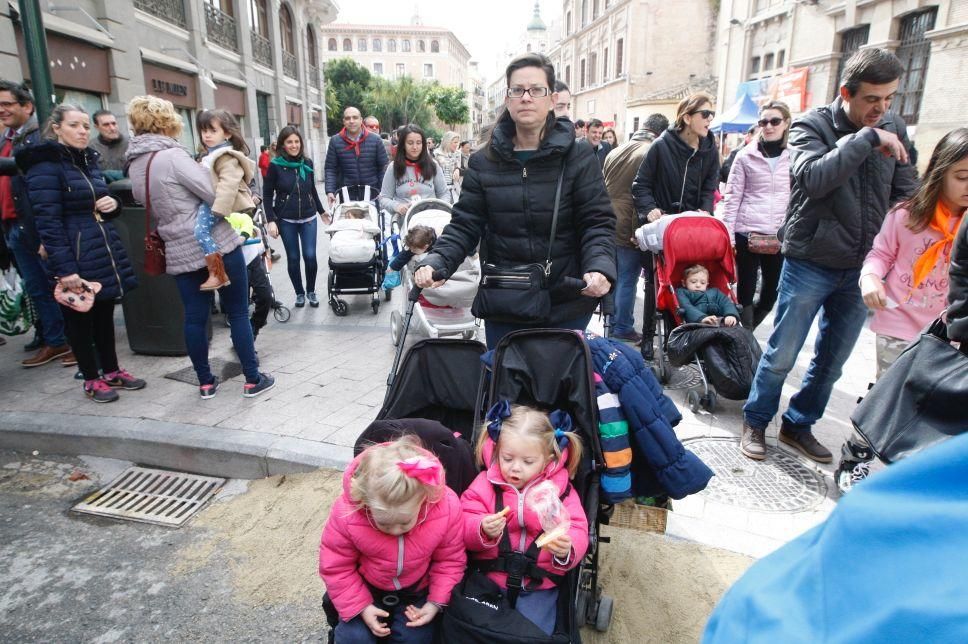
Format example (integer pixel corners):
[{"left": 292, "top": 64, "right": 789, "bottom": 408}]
[{"left": 528, "top": 480, "right": 571, "bottom": 548}]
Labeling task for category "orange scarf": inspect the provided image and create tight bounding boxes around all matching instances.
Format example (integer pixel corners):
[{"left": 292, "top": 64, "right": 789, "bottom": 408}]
[{"left": 910, "top": 201, "right": 961, "bottom": 292}]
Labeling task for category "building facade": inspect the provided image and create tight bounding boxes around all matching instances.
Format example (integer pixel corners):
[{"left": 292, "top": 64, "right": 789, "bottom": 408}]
[
  {"left": 715, "top": 0, "right": 968, "bottom": 169},
  {"left": 549, "top": 0, "right": 717, "bottom": 139},
  {"left": 0, "top": 0, "right": 338, "bottom": 166}
]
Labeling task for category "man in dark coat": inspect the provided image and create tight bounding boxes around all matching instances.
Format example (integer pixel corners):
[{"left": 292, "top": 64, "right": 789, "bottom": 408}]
[
  {"left": 585, "top": 118, "right": 612, "bottom": 168},
  {"left": 741, "top": 49, "right": 918, "bottom": 464},
  {"left": 0, "top": 80, "right": 73, "bottom": 367},
  {"left": 323, "top": 106, "right": 388, "bottom": 206},
  {"left": 89, "top": 109, "right": 128, "bottom": 182}
]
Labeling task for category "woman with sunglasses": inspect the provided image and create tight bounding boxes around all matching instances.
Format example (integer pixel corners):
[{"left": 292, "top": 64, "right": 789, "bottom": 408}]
[
  {"left": 631, "top": 92, "right": 721, "bottom": 359},
  {"left": 414, "top": 53, "right": 615, "bottom": 349},
  {"left": 722, "top": 100, "right": 792, "bottom": 330}
]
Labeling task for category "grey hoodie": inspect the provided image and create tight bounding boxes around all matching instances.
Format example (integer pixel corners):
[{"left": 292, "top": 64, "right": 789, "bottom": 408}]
[{"left": 126, "top": 134, "right": 241, "bottom": 275}]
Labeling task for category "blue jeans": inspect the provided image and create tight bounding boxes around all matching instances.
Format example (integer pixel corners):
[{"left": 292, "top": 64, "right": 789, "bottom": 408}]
[
  {"left": 173, "top": 247, "right": 260, "bottom": 385},
  {"left": 743, "top": 257, "right": 868, "bottom": 431},
  {"left": 193, "top": 203, "right": 218, "bottom": 255},
  {"left": 614, "top": 246, "right": 644, "bottom": 335},
  {"left": 4, "top": 224, "right": 67, "bottom": 347},
  {"left": 484, "top": 314, "right": 593, "bottom": 350},
  {"left": 277, "top": 218, "right": 318, "bottom": 295},
  {"left": 333, "top": 605, "right": 435, "bottom": 643}
]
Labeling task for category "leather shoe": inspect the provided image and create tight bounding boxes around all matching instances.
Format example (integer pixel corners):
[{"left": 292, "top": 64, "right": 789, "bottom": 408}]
[
  {"left": 22, "top": 344, "right": 71, "bottom": 368},
  {"left": 779, "top": 425, "right": 833, "bottom": 463},
  {"left": 60, "top": 351, "right": 78, "bottom": 367},
  {"left": 740, "top": 422, "right": 767, "bottom": 460}
]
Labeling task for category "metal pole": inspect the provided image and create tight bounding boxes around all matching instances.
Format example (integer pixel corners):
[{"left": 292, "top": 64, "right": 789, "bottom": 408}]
[{"left": 18, "top": 0, "right": 55, "bottom": 126}]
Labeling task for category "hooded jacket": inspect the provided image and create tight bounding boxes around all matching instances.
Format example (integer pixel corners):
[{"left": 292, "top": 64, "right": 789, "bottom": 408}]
[
  {"left": 631, "top": 127, "right": 721, "bottom": 218},
  {"left": 588, "top": 335, "right": 713, "bottom": 499},
  {"left": 16, "top": 141, "right": 136, "bottom": 299},
  {"left": 604, "top": 131, "right": 658, "bottom": 250},
  {"left": 460, "top": 436, "right": 589, "bottom": 590},
  {"left": 721, "top": 140, "right": 791, "bottom": 238},
  {"left": 201, "top": 145, "right": 256, "bottom": 217},
  {"left": 126, "top": 134, "right": 241, "bottom": 275},
  {"left": 323, "top": 128, "right": 389, "bottom": 198},
  {"left": 780, "top": 97, "right": 918, "bottom": 270},
  {"left": 948, "top": 213, "right": 968, "bottom": 343},
  {"left": 421, "top": 115, "right": 617, "bottom": 325},
  {"left": 319, "top": 447, "right": 466, "bottom": 622}
]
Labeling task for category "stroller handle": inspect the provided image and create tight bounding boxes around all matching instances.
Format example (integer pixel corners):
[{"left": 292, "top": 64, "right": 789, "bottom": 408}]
[{"left": 408, "top": 269, "right": 449, "bottom": 302}]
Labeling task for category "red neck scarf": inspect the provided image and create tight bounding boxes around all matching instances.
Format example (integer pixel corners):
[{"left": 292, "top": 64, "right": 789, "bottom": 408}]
[
  {"left": 405, "top": 159, "right": 423, "bottom": 180},
  {"left": 339, "top": 127, "right": 368, "bottom": 157}
]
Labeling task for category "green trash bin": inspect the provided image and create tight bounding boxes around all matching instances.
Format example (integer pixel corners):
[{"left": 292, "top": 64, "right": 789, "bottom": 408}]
[{"left": 110, "top": 180, "right": 210, "bottom": 356}]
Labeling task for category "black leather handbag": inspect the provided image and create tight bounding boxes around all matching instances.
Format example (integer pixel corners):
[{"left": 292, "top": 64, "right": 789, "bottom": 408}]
[
  {"left": 851, "top": 318, "right": 968, "bottom": 463},
  {"left": 471, "top": 166, "right": 566, "bottom": 324}
]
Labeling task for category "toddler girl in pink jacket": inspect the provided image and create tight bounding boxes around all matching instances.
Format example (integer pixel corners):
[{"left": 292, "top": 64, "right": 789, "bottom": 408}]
[
  {"left": 835, "top": 131, "right": 967, "bottom": 494},
  {"left": 460, "top": 402, "right": 589, "bottom": 635},
  {"left": 319, "top": 436, "right": 466, "bottom": 643}
]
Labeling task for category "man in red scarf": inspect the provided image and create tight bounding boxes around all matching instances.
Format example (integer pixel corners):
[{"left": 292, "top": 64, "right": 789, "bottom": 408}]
[{"left": 324, "top": 106, "right": 388, "bottom": 209}]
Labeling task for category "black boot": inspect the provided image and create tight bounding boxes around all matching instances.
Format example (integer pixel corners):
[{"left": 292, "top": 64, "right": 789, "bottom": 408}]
[{"left": 740, "top": 306, "right": 754, "bottom": 329}]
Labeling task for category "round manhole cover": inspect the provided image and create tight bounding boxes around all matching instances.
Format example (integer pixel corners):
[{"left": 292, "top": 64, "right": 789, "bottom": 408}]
[
  {"left": 660, "top": 363, "right": 704, "bottom": 391},
  {"left": 684, "top": 437, "right": 827, "bottom": 513}
]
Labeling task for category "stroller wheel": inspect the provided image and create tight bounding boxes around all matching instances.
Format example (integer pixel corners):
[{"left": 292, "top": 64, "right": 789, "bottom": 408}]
[
  {"left": 384, "top": 288, "right": 392, "bottom": 302},
  {"left": 594, "top": 595, "right": 614, "bottom": 632},
  {"left": 390, "top": 311, "right": 402, "bottom": 346},
  {"left": 273, "top": 305, "right": 291, "bottom": 323},
  {"left": 576, "top": 588, "right": 591, "bottom": 626},
  {"left": 702, "top": 390, "right": 718, "bottom": 413},
  {"left": 371, "top": 299, "right": 380, "bottom": 314},
  {"left": 687, "top": 389, "right": 701, "bottom": 413},
  {"left": 331, "top": 299, "right": 348, "bottom": 316}
]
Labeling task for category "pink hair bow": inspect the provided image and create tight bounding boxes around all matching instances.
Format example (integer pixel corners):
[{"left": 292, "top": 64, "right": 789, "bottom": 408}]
[{"left": 397, "top": 457, "right": 443, "bottom": 487}]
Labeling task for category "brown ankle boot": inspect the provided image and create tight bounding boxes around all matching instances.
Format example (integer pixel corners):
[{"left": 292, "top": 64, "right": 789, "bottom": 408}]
[{"left": 199, "top": 253, "right": 231, "bottom": 291}]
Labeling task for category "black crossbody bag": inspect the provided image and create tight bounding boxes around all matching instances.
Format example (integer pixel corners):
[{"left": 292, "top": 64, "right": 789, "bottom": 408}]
[{"left": 471, "top": 165, "right": 566, "bottom": 324}]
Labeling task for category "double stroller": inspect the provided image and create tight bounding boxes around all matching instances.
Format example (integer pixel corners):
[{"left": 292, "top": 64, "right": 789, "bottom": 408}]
[
  {"left": 639, "top": 214, "right": 761, "bottom": 413},
  {"left": 324, "top": 326, "right": 616, "bottom": 642},
  {"left": 324, "top": 186, "right": 390, "bottom": 316},
  {"left": 387, "top": 199, "right": 480, "bottom": 345}
]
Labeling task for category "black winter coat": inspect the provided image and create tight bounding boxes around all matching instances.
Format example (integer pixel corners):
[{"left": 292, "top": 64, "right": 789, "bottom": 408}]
[
  {"left": 422, "top": 116, "right": 617, "bottom": 324},
  {"left": 948, "top": 216, "right": 968, "bottom": 343},
  {"left": 631, "top": 128, "right": 720, "bottom": 218},
  {"left": 262, "top": 156, "right": 325, "bottom": 222},
  {"left": 781, "top": 97, "right": 918, "bottom": 270},
  {"left": 16, "top": 141, "right": 136, "bottom": 300}
]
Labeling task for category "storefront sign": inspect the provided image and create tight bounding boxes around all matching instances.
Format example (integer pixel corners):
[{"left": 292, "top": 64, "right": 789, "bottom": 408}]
[
  {"left": 735, "top": 67, "right": 809, "bottom": 112},
  {"left": 15, "top": 31, "right": 110, "bottom": 94},
  {"left": 214, "top": 84, "right": 246, "bottom": 117},
  {"left": 143, "top": 63, "right": 199, "bottom": 109}
]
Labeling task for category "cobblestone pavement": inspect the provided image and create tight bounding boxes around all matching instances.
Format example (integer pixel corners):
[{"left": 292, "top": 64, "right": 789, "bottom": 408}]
[{"left": 0, "top": 227, "right": 881, "bottom": 558}]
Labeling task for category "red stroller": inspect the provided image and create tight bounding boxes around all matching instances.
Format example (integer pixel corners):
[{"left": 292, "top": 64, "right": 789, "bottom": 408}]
[{"left": 651, "top": 216, "right": 737, "bottom": 412}]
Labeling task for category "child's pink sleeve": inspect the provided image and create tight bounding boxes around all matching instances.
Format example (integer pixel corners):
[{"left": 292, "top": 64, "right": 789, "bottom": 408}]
[
  {"left": 461, "top": 474, "right": 500, "bottom": 552},
  {"left": 319, "top": 503, "right": 372, "bottom": 622},
  {"left": 863, "top": 207, "right": 903, "bottom": 279},
  {"left": 552, "top": 486, "right": 590, "bottom": 572},
  {"left": 427, "top": 490, "right": 468, "bottom": 605}
]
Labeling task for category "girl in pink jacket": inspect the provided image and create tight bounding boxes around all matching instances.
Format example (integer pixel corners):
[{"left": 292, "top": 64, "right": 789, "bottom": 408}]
[
  {"left": 319, "top": 437, "right": 466, "bottom": 643},
  {"left": 461, "top": 402, "right": 589, "bottom": 635},
  {"left": 836, "top": 131, "right": 967, "bottom": 494}
]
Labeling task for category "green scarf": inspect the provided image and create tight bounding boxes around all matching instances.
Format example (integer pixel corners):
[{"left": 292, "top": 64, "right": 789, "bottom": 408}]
[{"left": 270, "top": 155, "right": 311, "bottom": 181}]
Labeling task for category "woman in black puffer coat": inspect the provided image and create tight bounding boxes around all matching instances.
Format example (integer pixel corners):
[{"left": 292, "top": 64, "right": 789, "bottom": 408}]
[
  {"left": 16, "top": 104, "right": 141, "bottom": 403},
  {"left": 630, "top": 92, "right": 721, "bottom": 360},
  {"left": 416, "top": 53, "right": 616, "bottom": 348}
]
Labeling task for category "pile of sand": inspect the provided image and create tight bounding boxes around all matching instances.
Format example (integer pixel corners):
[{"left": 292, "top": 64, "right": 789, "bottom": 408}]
[{"left": 174, "top": 468, "right": 753, "bottom": 642}]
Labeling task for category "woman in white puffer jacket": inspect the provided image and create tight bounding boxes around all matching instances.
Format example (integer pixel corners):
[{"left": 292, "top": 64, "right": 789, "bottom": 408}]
[{"left": 722, "top": 100, "right": 792, "bottom": 330}]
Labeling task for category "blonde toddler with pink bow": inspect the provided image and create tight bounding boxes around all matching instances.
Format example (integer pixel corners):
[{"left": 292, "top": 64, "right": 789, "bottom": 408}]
[{"left": 319, "top": 436, "right": 466, "bottom": 643}]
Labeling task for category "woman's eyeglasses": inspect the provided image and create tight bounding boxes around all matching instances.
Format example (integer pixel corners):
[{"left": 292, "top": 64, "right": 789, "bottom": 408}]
[
  {"left": 690, "top": 109, "right": 716, "bottom": 120},
  {"left": 758, "top": 117, "right": 785, "bottom": 127},
  {"left": 507, "top": 87, "right": 550, "bottom": 98}
]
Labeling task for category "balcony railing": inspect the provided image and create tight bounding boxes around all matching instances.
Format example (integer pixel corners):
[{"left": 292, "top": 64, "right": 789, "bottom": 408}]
[
  {"left": 134, "top": 0, "right": 187, "bottom": 29},
  {"left": 308, "top": 65, "right": 321, "bottom": 89},
  {"left": 251, "top": 32, "right": 273, "bottom": 67},
  {"left": 283, "top": 51, "right": 298, "bottom": 79},
  {"left": 204, "top": 4, "right": 238, "bottom": 52}
]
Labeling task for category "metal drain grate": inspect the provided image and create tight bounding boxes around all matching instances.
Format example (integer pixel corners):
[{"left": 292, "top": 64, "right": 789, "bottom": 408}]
[
  {"left": 660, "top": 362, "right": 704, "bottom": 391},
  {"left": 684, "top": 437, "right": 827, "bottom": 513},
  {"left": 72, "top": 466, "right": 225, "bottom": 527}
]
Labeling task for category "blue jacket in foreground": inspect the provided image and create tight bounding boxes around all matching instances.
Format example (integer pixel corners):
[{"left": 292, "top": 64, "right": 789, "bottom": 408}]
[
  {"left": 704, "top": 431, "right": 968, "bottom": 644},
  {"left": 675, "top": 286, "right": 740, "bottom": 323},
  {"left": 16, "top": 141, "right": 136, "bottom": 300},
  {"left": 588, "top": 335, "right": 713, "bottom": 499},
  {"left": 323, "top": 130, "right": 388, "bottom": 198}
]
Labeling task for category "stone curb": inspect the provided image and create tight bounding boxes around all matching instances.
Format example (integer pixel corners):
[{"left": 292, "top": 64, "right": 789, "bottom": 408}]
[{"left": 0, "top": 411, "right": 354, "bottom": 479}]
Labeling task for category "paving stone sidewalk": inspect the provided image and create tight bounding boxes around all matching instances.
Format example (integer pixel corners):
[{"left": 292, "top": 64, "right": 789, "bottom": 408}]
[{"left": 0, "top": 230, "right": 881, "bottom": 558}]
